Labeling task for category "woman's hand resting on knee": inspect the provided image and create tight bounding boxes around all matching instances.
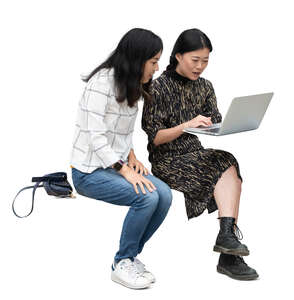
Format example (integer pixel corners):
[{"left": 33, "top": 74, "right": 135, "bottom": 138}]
[
  {"left": 128, "top": 157, "right": 149, "bottom": 176},
  {"left": 119, "top": 164, "right": 156, "bottom": 195}
]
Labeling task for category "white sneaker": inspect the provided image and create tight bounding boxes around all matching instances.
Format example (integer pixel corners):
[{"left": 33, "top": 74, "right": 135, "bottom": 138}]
[
  {"left": 134, "top": 258, "right": 156, "bottom": 283},
  {"left": 111, "top": 258, "right": 152, "bottom": 289}
]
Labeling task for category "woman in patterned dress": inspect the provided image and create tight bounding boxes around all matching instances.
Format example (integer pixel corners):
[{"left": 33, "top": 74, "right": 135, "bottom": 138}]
[{"left": 142, "top": 28, "right": 258, "bottom": 280}]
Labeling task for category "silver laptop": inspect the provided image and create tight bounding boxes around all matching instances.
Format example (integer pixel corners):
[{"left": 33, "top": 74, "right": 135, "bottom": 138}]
[{"left": 183, "top": 92, "right": 273, "bottom": 136}]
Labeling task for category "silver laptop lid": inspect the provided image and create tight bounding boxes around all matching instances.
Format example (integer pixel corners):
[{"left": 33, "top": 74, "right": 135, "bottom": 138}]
[{"left": 219, "top": 92, "right": 274, "bottom": 135}]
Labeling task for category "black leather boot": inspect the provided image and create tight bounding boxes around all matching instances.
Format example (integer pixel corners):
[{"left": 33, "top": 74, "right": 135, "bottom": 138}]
[
  {"left": 217, "top": 254, "right": 259, "bottom": 280},
  {"left": 213, "top": 217, "right": 249, "bottom": 256}
]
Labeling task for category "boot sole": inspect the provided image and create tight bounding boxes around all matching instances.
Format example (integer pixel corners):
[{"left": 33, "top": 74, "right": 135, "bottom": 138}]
[
  {"left": 213, "top": 245, "right": 249, "bottom": 256},
  {"left": 217, "top": 265, "right": 259, "bottom": 281}
]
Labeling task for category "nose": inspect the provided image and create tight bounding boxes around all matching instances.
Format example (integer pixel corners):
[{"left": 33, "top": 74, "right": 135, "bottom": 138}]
[
  {"left": 196, "top": 61, "right": 202, "bottom": 70},
  {"left": 155, "top": 63, "right": 159, "bottom": 72}
]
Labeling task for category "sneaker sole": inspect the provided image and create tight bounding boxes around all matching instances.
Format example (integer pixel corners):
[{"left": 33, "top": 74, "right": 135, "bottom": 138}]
[
  {"left": 217, "top": 265, "right": 259, "bottom": 281},
  {"left": 111, "top": 272, "right": 151, "bottom": 290},
  {"left": 213, "top": 245, "right": 249, "bottom": 256}
]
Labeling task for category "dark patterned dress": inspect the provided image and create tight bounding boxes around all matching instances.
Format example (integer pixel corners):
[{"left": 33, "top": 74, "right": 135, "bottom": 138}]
[{"left": 142, "top": 70, "right": 242, "bottom": 219}]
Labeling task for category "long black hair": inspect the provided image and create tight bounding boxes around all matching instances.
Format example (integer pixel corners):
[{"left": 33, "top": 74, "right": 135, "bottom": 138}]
[
  {"left": 84, "top": 28, "right": 163, "bottom": 107},
  {"left": 166, "top": 28, "right": 212, "bottom": 71}
]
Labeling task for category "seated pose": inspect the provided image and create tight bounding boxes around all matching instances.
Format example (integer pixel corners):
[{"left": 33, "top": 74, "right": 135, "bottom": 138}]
[
  {"left": 70, "top": 28, "right": 172, "bottom": 289},
  {"left": 142, "top": 28, "right": 258, "bottom": 281}
]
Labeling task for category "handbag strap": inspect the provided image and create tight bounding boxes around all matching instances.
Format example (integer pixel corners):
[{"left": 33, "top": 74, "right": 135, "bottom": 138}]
[{"left": 12, "top": 181, "right": 44, "bottom": 218}]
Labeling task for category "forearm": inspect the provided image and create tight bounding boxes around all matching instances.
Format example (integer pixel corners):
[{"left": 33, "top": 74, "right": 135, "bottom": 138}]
[{"left": 154, "top": 122, "right": 188, "bottom": 146}]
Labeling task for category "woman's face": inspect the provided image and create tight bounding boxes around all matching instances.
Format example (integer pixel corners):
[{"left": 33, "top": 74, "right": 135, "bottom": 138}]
[
  {"left": 175, "top": 47, "right": 210, "bottom": 80},
  {"left": 141, "top": 51, "right": 162, "bottom": 83}
]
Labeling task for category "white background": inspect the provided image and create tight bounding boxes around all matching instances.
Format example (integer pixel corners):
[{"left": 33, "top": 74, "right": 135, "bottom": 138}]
[{"left": 1, "top": 0, "right": 294, "bottom": 299}]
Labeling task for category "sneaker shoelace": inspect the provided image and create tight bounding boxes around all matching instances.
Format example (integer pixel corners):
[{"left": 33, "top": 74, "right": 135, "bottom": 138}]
[
  {"left": 134, "top": 258, "right": 146, "bottom": 274},
  {"left": 120, "top": 260, "right": 143, "bottom": 279}
]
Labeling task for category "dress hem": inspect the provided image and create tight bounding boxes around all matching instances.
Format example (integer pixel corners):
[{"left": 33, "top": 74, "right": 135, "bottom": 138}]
[{"left": 187, "top": 161, "right": 243, "bottom": 220}]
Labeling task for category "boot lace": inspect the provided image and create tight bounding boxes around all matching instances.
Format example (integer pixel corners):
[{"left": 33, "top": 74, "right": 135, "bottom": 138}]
[
  {"left": 234, "top": 256, "right": 248, "bottom": 266},
  {"left": 233, "top": 223, "right": 243, "bottom": 240}
]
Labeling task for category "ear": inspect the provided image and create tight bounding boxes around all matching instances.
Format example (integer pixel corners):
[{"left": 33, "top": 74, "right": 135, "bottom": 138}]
[{"left": 175, "top": 53, "right": 182, "bottom": 63}]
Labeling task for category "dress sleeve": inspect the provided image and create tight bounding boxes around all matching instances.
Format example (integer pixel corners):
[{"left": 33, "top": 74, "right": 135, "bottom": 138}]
[
  {"left": 202, "top": 80, "right": 222, "bottom": 123},
  {"left": 142, "top": 83, "right": 167, "bottom": 145}
]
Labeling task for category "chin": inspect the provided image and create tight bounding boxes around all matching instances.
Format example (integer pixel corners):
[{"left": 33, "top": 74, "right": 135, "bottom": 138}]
[
  {"left": 143, "top": 78, "right": 152, "bottom": 84},
  {"left": 190, "top": 75, "right": 200, "bottom": 81}
]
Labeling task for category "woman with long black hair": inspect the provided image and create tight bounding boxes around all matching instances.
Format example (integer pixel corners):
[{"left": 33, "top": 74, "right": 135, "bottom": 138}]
[
  {"left": 70, "top": 28, "right": 172, "bottom": 289},
  {"left": 142, "top": 28, "right": 258, "bottom": 281}
]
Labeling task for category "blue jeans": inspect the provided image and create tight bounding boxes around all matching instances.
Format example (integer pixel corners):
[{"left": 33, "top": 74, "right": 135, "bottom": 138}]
[{"left": 72, "top": 167, "right": 172, "bottom": 262}]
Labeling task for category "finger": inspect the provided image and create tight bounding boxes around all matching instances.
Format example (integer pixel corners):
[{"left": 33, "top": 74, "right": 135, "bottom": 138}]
[
  {"left": 144, "top": 168, "right": 149, "bottom": 175},
  {"left": 133, "top": 183, "right": 139, "bottom": 194},
  {"left": 142, "top": 178, "right": 154, "bottom": 192},
  {"left": 144, "top": 182, "right": 154, "bottom": 193},
  {"left": 198, "top": 121, "right": 209, "bottom": 127},
  {"left": 144, "top": 179, "right": 156, "bottom": 190},
  {"left": 135, "top": 163, "right": 140, "bottom": 173},
  {"left": 203, "top": 118, "right": 212, "bottom": 125},
  {"left": 200, "top": 115, "right": 210, "bottom": 121},
  {"left": 138, "top": 182, "right": 146, "bottom": 194},
  {"left": 139, "top": 166, "right": 144, "bottom": 175},
  {"left": 128, "top": 161, "right": 135, "bottom": 168}
]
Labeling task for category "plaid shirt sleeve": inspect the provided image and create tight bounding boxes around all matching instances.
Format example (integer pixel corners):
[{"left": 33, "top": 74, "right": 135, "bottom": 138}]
[{"left": 81, "top": 77, "right": 120, "bottom": 168}]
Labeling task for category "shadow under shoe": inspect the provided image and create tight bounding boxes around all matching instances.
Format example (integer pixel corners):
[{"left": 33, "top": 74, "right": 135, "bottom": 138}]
[
  {"left": 217, "top": 254, "right": 259, "bottom": 280},
  {"left": 213, "top": 217, "right": 249, "bottom": 256}
]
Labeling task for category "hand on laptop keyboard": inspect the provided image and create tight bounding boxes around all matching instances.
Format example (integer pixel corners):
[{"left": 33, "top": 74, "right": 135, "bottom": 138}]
[
  {"left": 199, "top": 123, "right": 221, "bottom": 129},
  {"left": 184, "top": 115, "right": 212, "bottom": 128}
]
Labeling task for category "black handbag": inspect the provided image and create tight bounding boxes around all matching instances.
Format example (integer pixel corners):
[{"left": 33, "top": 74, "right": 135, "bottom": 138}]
[{"left": 12, "top": 172, "right": 74, "bottom": 218}]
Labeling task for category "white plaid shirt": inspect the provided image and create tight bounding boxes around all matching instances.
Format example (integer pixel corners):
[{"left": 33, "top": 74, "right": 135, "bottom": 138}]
[{"left": 70, "top": 68, "right": 139, "bottom": 173}]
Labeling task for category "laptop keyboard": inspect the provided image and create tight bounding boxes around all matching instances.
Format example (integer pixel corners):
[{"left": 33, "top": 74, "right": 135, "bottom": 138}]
[
  {"left": 200, "top": 123, "right": 221, "bottom": 133},
  {"left": 203, "top": 127, "right": 220, "bottom": 133},
  {"left": 185, "top": 123, "right": 222, "bottom": 134}
]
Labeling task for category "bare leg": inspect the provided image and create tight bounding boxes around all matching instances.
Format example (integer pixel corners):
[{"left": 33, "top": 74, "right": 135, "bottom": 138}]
[
  {"left": 213, "top": 167, "right": 249, "bottom": 256},
  {"left": 214, "top": 166, "right": 242, "bottom": 223}
]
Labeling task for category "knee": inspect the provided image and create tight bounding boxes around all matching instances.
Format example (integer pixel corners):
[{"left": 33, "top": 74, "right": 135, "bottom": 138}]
[
  {"left": 227, "top": 165, "right": 241, "bottom": 180},
  {"left": 229, "top": 166, "right": 242, "bottom": 190},
  {"left": 231, "top": 166, "right": 242, "bottom": 186},
  {"left": 237, "top": 177, "right": 242, "bottom": 190},
  {"left": 156, "top": 183, "right": 173, "bottom": 209},
  {"left": 140, "top": 190, "right": 160, "bottom": 211}
]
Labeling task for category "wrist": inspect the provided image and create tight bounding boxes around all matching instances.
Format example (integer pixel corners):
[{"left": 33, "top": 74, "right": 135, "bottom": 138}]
[
  {"left": 182, "top": 122, "right": 189, "bottom": 129},
  {"left": 119, "top": 163, "right": 129, "bottom": 175},
  {"left": 112, "top": 159, "right": 125, "bottom": 172}
]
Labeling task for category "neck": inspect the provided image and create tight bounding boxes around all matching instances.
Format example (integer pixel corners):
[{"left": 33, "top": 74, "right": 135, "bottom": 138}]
[{"left": 175, "top": 65, "right": 186, "bottom": 78}]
